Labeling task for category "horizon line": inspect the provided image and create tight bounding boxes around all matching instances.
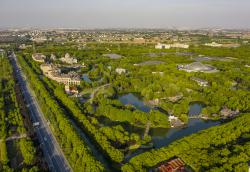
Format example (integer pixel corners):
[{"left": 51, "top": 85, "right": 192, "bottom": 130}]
[{"left": 1, "top": 26, "right": 250, "bottom": 31}]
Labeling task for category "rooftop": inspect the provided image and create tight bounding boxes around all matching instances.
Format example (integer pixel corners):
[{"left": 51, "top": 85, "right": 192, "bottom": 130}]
[
  {"left": 178, "top": 62, "right": 218, "bottom": 73},
  {"left": 156, "top": 158, "right": 186, "bottom": 172},
  {"left": 103, "top": 53, "right": 122, "bottom": 59}
]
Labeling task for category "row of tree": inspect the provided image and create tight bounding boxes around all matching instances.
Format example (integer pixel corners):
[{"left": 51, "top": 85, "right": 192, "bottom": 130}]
[
  {"left": 0, "top": 56, "right": 38, "bottom": 171},
  {"left": 21, "top": 52, "right": 125, "bottom": 164},
  {"left": 16, "top": 54, "right": 105, "bottom": 171},
  {"left": 122, "top": 113, "right": 250, "bottom": 172}
]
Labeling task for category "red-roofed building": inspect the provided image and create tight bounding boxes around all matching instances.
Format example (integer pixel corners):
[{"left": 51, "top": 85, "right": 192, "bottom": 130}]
[{"left": 157, "top": 158, "right": 186, "bottom": 172}]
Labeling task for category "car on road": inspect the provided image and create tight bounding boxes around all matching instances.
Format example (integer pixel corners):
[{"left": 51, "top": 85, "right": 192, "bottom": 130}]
[{"left": 33, "top": 122, "right": 40, "bottom": 127}]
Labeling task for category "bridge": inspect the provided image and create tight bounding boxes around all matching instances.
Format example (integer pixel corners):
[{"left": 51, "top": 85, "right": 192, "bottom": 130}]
[
  {"left": 0, "top": 133, "right": 28, "bottom": 143},
  {"left": 143, "top": 121, "right": 151, "bottom": 139},
  {"left": 189, "top": 115, "right": 203, "bottom": 119},
  {"left": 6, "top": 133, "right": 28, "bottom": 142}
]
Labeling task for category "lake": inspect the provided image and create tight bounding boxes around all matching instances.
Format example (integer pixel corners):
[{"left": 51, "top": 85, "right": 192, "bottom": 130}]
[
  {"left": 188, "top": 102, "right": 205, "bottom": 116},
  {"left": 119, "top": 93, "right": 151, "bottom": 112},
  {"left": 82, "top": 74, "right": 92, "bottom": 83},
  {"left": 118, "top": 93, "right": 220, "bottom": 161}
]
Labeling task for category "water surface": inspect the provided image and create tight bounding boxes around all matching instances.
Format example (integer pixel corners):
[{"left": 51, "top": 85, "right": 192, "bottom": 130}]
[
  {"left": 118, "top": 93, "right": 220, "bottom": 161},
  {"left": 82, "top": 74, "right": 92, "bottom": 83},
  {"left": 118, "top": 93, "right": 151, "bottom": 112}
]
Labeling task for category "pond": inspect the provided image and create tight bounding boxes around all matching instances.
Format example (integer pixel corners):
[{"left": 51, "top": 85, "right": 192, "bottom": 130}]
[
  {"left": 188, "top": 102, "right": 205, "bottom": 116},
  {"left": 82, "top": 74, "right": 92, "bottom": 83},
  {"left": 118, "top": 93, "right": 220, "bottom": 161},
  {"left": 150, "top": 119, "right": 220, "bottom": 148},
  {"left": 118, "top": 93, "right": 151, "bottom": 112}
]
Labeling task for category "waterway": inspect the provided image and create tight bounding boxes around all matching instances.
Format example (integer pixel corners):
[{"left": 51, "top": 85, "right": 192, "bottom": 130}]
[
  {"left": 118, "top": 93, "right": 220, "bottom": 161},
  {"left": 119, "top": 93, "right": 151, "bottom": 112},
  {"left": 188, "top": 102, "right": 205, "bottom": 116},
  {"left": 82, "top": 74, "right": 92, "bottom": 83}
]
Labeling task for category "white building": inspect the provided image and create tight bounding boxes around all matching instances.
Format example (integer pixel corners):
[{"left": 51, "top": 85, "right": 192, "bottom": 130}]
[
  {"left": 168, "top": 115, "right": 178, "bottom": 122},
  {"left": 40, "top": 64, "right": 80, "bottom": 85},
  {"left": 171, "top": 43, "right": 189, "bottom": 49},
  {"left": 32, "top": 37, "right": 47, "bottom": 43},
  {"left": 168, "top": 115, "right": 184, "bottom": 128},
  {"left": 60, "top": 53, "right": 77, "bottom": 64},
  {"left": 155, "top": 43, "right": 171, "bottom": 49},
  {"left": 155, "top": 43, "right": 189, "bottom": 49},
  {"left": 204, "top": 42, "right": 222, "bottom": 47},
  {"left": 115, "top": 68, "right": 126, "bottom": 74}
]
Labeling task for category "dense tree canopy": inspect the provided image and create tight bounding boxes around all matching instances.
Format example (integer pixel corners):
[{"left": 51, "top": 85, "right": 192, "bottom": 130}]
[
  {"left": 16, "top": 54, "right": 105, "bottom": 171},
  {"left": 122, "top": 113, "right": 250, "bottom": 172},
  {"left": 0, "top": 56, "right": 40, "bottom": 171},
  {"left": 17, "top": 41, "right": 250, "bottom": 171}
]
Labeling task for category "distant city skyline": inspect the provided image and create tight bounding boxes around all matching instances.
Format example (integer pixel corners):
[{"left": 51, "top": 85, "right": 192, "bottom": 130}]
[{"left": 1, "top": 0, "right": 250, "bottom": 29}]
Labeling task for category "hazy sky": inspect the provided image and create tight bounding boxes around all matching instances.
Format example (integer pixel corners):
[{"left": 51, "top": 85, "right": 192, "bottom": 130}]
[{"left": 1, "top": 0, "right": 250, "bottom": 29}]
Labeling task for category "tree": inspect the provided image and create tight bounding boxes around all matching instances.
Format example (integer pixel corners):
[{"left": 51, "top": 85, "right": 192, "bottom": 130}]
[{"left": 19, "top": 139, "right": 36, "bottom": 165}]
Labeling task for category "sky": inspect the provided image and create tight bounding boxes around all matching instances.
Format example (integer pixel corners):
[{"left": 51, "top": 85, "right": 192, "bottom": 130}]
[{"left": 0, "top": 0, "right": 250, "bottom": 29}]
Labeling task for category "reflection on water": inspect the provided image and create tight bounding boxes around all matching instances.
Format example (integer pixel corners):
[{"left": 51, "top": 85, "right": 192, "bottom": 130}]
[
  {"left": 139, "top": 102, "right": 219, "bottom": 158},
  {"left": 117, "top": 93, "right": 220, "bottom": 161},
  {"left": 188, "top": 102, "right": 204, "bottom": 116},
  {"left": 151, "top": 119, "right": 220, "bottom": 148},
  {"left": 82, "top": 74, "right": 92, "bottom": 83},
  {"left": 118, "top": 93, "right": 151, "bottom": 112}
]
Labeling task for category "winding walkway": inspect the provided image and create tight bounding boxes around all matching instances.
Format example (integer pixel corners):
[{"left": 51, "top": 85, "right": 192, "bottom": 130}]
[{"left": 89, "top": 83, "right": 111, "bottom": 103}]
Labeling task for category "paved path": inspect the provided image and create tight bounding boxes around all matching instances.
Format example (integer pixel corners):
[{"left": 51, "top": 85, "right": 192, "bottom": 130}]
[
  {"left": 5, "top": 134, "right": 27, "bottom": 142},
  {"left": 89, "top": 83, "right": 111, "bottom": 102}
]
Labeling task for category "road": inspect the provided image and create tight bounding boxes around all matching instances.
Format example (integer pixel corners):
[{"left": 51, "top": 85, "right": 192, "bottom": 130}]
[{"left": 9, "top": 53, "right": 72, "bottom": 172}]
